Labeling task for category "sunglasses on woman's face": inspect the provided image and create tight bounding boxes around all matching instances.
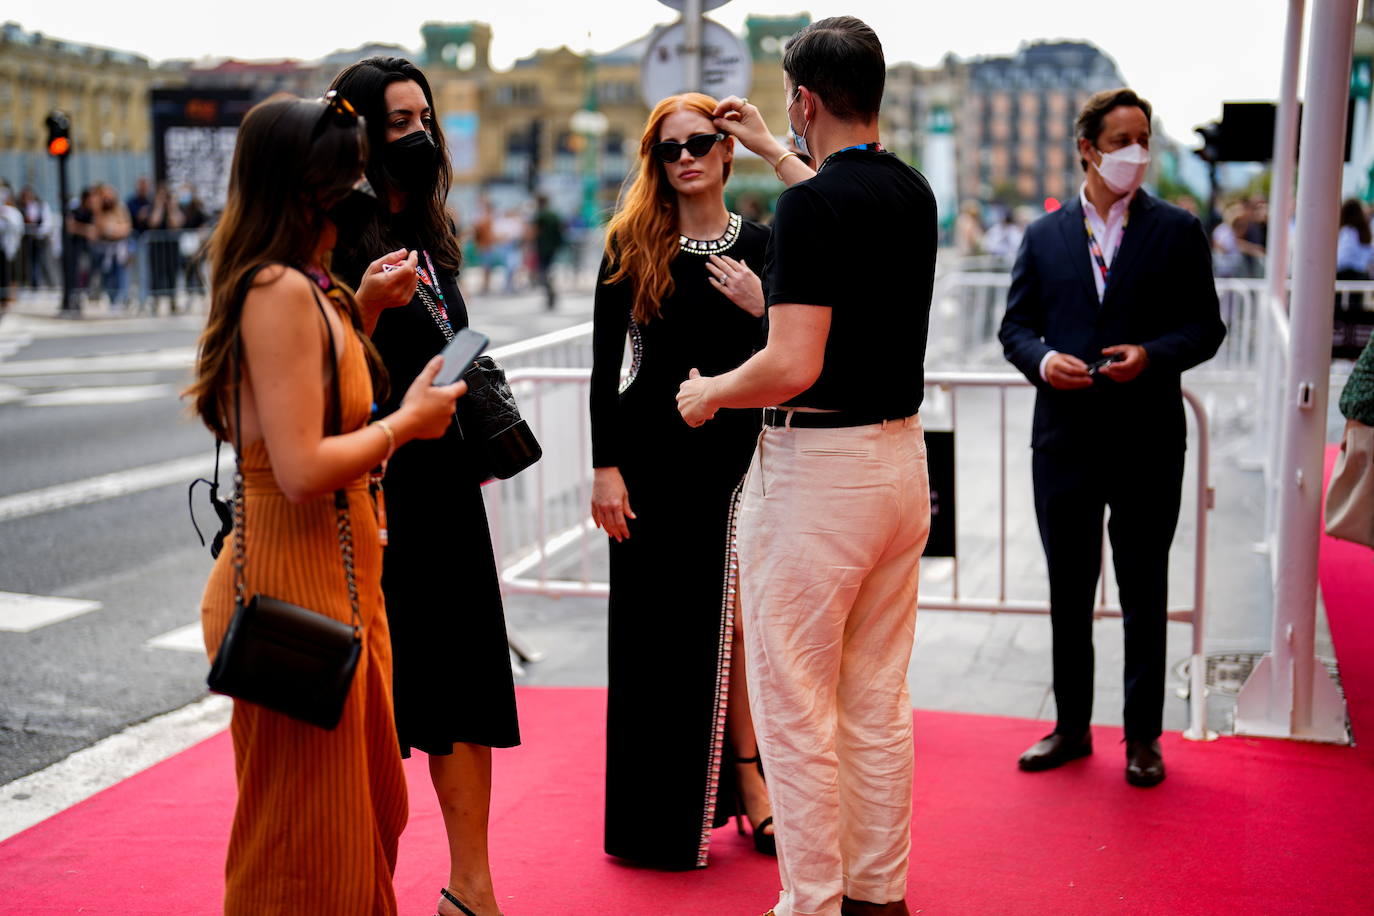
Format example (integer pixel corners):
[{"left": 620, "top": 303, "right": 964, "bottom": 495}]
[{"left": 651, "top": 132, "right": 726, "bottom": 163}]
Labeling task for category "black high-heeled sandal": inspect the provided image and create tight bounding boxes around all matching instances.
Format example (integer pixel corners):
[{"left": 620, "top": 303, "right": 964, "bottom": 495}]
[
  {"left": 733, "top": 753, "right": 777, "bottom": 856},
  {"left": 437, "top": 888, "right": 491, "bottom": 916}
]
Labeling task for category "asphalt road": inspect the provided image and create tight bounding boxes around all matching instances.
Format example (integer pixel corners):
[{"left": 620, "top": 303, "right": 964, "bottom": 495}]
[{"left": 0, "top": 286, "right": 594, "bottom": 785}]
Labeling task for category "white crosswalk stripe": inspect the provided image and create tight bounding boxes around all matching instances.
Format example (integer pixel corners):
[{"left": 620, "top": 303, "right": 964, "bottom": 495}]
[
  {"left": 146, "top": 622, "right": 206, "bottom": 653},
  {"left": 0, "top": 591, "right": 102, "bottom": 632},
  {"left": 0, "top": 332, "right": 33, "bottom": 360},
  {"left": 0, "top": 453, "right": 218, "bottom": 523},
  {"left": 22, "top": 384, "right": 176, "bottom": 407},
  {"left": 0, "top": 347, "right": 195, "bottom": 377}
]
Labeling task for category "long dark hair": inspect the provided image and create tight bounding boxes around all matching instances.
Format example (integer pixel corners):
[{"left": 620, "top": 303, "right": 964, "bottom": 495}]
[
  {"left": 186, "top": 95, "right": 387, "bottom": 439},
  {"left": 327, "top": 57, "right": 462, "bottom": 278}
]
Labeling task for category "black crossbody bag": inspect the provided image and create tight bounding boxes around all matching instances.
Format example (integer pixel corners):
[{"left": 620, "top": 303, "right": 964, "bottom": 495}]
[{"left": 206, "top": 280, "right": 363, "bottom": 730}]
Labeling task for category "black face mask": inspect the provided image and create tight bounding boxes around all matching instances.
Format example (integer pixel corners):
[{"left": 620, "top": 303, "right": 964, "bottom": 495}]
[
  {"left": 384, "top": 129, "right": 440, "bottom": 195},
  {"left": 326, "top": 180, "right": 378, "bottom": 241}
]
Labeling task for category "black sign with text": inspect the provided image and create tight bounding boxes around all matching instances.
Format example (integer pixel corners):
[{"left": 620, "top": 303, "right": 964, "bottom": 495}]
[{"left": 151, "top": 89, "right": 256, "bottom": 213}]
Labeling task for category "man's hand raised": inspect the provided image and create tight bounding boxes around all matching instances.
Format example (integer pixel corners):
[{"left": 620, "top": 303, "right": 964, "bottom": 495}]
[{"left": 712, "top": 96, "right": 784, "bottom": 163}]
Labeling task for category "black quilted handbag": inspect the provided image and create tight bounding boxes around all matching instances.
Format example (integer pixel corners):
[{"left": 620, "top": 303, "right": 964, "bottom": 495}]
[
  {"left": 456, "top": 356, "right": 543, "bottom": 482},
  {"left": 414, "top": 266, "right": 542, "bottom": 482}
]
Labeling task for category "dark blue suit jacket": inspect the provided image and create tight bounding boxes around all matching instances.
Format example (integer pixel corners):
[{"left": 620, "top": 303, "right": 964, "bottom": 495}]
[{"left": 998, "top": 191, "right": 1226, "bottom": 452}]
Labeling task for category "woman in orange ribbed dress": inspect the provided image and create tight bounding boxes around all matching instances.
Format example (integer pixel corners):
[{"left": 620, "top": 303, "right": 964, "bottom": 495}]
[{"left": 187, "top": 95, "right": 466, "bottom": 915}]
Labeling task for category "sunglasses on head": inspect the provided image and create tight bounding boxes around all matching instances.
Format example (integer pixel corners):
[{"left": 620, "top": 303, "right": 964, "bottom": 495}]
[
  {"left": 313, "top": 90, "right": 359, "bottom": 136},
  {"left": 651, "top": 132, "right": 726, "bottom": 163}
]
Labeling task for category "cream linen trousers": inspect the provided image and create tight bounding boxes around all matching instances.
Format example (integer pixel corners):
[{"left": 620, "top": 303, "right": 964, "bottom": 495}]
[{"left": 737, "top": 414, "right": 930, "bottom": 916}]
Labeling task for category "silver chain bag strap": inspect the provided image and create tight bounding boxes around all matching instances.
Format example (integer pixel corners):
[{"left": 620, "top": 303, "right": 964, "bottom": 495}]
[{"left": 206, "top": 272, "right": 363, "bottom": 730}]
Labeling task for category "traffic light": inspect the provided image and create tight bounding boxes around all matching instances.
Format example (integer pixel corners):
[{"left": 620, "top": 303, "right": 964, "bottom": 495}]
[
  {"left": 1194, "top": 121, "right": 1223, "bottom": 164},
  {"left": 45, "top": 111, "right": 71, "bottom": 158}
]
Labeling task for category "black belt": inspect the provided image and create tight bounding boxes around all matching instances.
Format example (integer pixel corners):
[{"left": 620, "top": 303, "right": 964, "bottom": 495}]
[{"left": 761, "top": 407, "right": 909, "bottom": 429}]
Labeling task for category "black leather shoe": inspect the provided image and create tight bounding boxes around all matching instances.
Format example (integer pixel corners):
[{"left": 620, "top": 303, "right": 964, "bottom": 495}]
[
  {"left": 1125, "top": 739, "right": 1165, "bottom": 787},
  {"left": 841, "top": 897, "right": 910, "bottom": 916},
  {"left": 1017, "top": 731, "right": 1092, "bottom": 772}
]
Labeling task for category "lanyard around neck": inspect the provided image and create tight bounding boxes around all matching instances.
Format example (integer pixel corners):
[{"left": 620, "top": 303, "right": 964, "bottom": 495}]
[
  {"left": 1083, "top": 208, "right": 1129, "bottom": 286},
  {"left": 414, "top": 249, "right": 449, "bottom": 327}
]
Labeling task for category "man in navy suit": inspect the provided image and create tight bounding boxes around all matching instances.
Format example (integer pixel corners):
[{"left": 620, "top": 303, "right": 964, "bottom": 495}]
[{"left": 999, "top": 88, "right": 1225, "bottom": 787}]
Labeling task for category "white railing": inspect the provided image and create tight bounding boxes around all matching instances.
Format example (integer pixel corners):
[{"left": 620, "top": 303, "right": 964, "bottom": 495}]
[
  {"left": 486, "top": 320, "right": 594, "bottom": 373},
  {"left": 483, "top": 356, "right": 1216, "bottom": 741},
  {"left": 1247, "top": 280, "right": 1368, "bottom": 551},
  {"left": 934, "top": 269, "right": 1366, "bottom": 554},
  {"left": 934, "top": 271, "right": 1275, "bottom": 377}
]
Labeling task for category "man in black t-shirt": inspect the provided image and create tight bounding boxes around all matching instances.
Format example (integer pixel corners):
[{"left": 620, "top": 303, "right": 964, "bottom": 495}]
[{"left": 678, "top": 17, "right": 935, "bottom": 916}]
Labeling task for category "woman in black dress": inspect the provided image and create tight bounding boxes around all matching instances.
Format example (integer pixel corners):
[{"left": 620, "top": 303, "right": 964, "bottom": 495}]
[
  {"left": 328, "top": 59, "right": 519, "bottom": 916},
  {"left": 591, "top": 92, "right": 774, "bottom": 869}
]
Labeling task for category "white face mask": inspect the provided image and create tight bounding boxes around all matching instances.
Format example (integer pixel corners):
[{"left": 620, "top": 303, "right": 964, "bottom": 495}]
[
  {"left": 787, "top": 90, "right": 811, "bottom": 159},
  {"left": 1093, "top": 143, "right": 1149, "bottom": 195}
]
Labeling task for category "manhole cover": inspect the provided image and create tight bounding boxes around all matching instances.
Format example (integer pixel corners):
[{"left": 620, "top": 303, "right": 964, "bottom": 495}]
[{"left": 1174, "top": 652, "right": 1343, "bottom": 698}]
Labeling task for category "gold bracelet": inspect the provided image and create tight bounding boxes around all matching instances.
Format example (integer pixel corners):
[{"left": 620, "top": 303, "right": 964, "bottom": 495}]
[
  {"left": 372, "top": 419, "right": 396, "bottom": 462},
  {"left": 773, "top": 150, "right": 800, "bottom": 180}
]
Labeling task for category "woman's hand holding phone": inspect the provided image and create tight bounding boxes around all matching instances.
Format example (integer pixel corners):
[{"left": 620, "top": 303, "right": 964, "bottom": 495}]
[{"left": 395, "top": 355, "right": 467, "bottom": 441}]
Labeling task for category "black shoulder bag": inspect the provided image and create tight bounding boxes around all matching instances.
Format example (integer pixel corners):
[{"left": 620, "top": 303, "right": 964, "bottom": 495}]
[
  {"left": 206, "top": 283, "right": 363, "bottom": 730},
  {"left": 414, "top": 270, "right": 541, "bottom": 482}
]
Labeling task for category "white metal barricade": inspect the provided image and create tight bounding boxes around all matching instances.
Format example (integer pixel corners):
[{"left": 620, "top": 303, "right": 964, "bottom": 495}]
[{"left": 483, "top": 362, "right": 1217, "bottom": 741}]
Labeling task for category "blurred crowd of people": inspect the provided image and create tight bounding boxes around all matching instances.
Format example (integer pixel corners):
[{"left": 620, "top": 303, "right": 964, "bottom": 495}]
[
  {"left": 952, "top": 192, "right": 1274, "bottom": 281},
  {"left": 1207, "top": 195, "right": 1268, "bottom": 278},
  {"left": 0, "top": 169, "right": 592, "bottom": 317},
  {"left": 0, "top": 175, "right": 212, "bottom": 314},
  {"left": 953, "top": 200, "right": 1033, "bottom": 267},
  {"left": 464, "top": 193, "right": 568, "bottom": 306}
]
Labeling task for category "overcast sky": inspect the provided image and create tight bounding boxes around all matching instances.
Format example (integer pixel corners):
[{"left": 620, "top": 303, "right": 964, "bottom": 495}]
[{"left": 10, "top": 0, "right": 1301, "bottom": 142}]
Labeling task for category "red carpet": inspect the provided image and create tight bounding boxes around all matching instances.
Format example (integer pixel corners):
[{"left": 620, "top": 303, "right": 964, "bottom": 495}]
[
  {"left": 2, "top": 458, "right": 1372, "bottom": 914},
  {"left": 1322, "top": 444, "right": 1374, "bottom": 763},
  {"left": 2, "top": 686, "right": 1371, "bottom": 914}
]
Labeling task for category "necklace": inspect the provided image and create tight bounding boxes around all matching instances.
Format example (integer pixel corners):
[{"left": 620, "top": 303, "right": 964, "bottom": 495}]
[
  {"left": 679, "top": 212, "right": 742, "bottom": 256},
  {"left": 302, "top": 264, "right": 333, "bottom": 292}
]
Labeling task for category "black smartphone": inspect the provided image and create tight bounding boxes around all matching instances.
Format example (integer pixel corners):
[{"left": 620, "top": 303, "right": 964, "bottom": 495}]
[
  {"left": 433, "top": 327, "right": 489, "bottom": 386},
  {"left": 1087, "top": 353, "right": 1125, "bottom": 375}
]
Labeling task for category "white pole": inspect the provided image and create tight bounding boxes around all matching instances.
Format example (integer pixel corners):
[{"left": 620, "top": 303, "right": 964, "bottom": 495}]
[
  {"left": 1266, "top": 0, "right": 1305, "bottom": 314},
  {"left": 1260, "top": 0, "right": 1306, "bottom": 555},
  {"left": 1235, "top": 0, "right": 1354, "bottom": 743},
  {"left": 683, "top": 0, "right": 703, "bottom": 92}
]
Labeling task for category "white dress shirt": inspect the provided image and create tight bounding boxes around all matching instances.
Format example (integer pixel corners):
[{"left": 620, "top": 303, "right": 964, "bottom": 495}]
[{"left": 1038, "top": 185, "right": 1137, "bottom": 381}]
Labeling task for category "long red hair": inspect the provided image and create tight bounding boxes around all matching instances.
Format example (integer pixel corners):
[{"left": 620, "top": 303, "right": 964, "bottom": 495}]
[{"left": 604, "top": 93, "right": 732, "bottom": 324}]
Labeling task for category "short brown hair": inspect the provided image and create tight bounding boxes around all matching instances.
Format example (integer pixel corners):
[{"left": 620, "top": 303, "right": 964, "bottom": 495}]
[
  {"left": 1075, "top": 88, "right": 1152, "bottom": 171},
  {"left": 782, "top": 16, "right": 885, "bottom": 122}
]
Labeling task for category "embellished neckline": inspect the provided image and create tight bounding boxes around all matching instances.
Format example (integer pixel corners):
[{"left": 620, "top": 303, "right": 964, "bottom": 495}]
[{"left": 679, "top": 212, "right": 742, "bottom": 256}]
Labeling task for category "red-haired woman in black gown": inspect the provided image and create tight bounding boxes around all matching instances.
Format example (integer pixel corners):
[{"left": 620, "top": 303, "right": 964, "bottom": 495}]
[{"left": 591, "top": 92, "right": 775, "bottom": 869}]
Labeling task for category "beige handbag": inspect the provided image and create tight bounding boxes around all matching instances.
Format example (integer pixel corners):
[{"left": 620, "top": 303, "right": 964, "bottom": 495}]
[{"left": 1325, "top": 420, "right": 1374, "bottom": 548}]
